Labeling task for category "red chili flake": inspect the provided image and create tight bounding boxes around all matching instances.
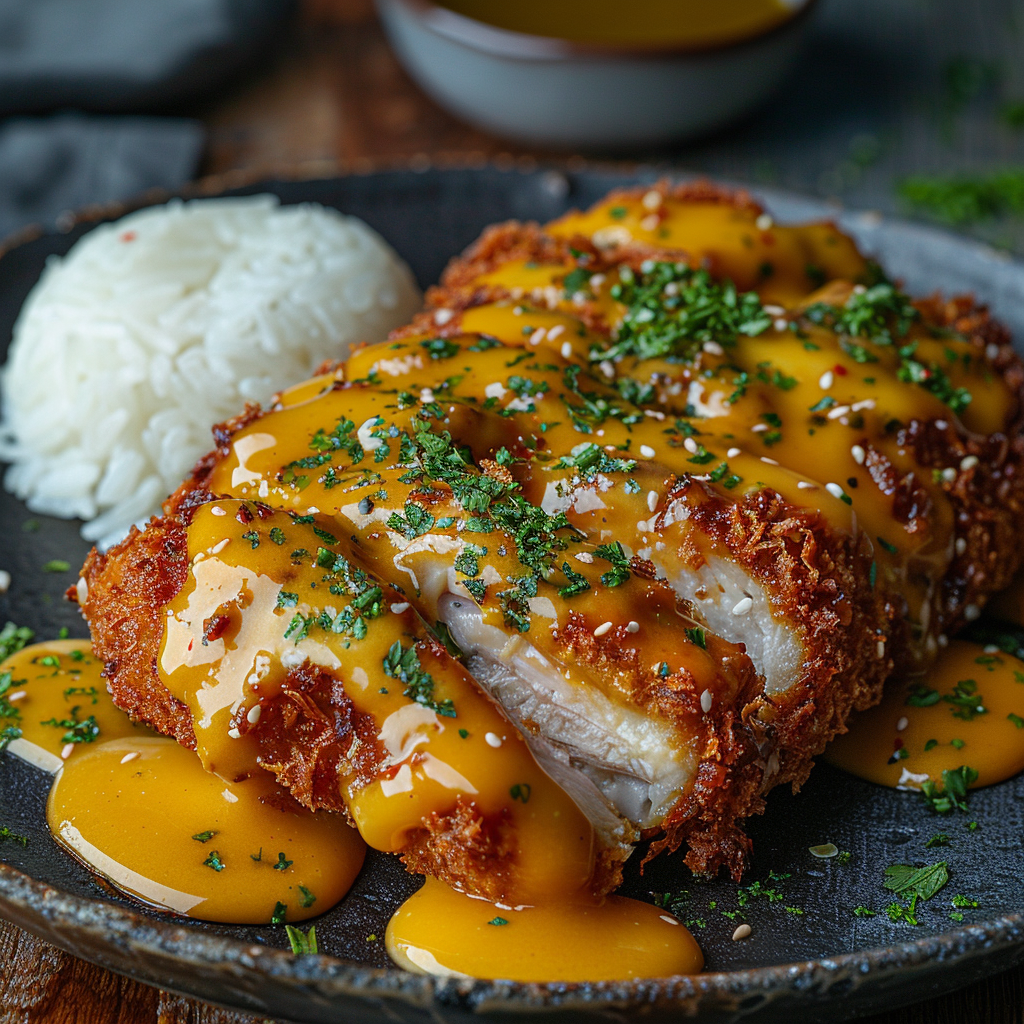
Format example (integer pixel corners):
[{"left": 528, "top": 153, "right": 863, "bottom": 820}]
[
  {"left": 187, "top": 639, "right": 194, "bottom": 652},
  {"left": 833, "top": 364, "right": 848, "bottom": 376},
  {"left": 120, "top": 231, "right": 136, "bottom": 243},
  {"left": 236, "top": 504, "right": 254, "bottom": 525}
]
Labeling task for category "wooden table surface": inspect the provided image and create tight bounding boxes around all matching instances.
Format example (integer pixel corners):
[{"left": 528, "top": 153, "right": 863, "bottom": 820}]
[{"left": 2, "top": 2, "right": 1023, "bottom": 1022}]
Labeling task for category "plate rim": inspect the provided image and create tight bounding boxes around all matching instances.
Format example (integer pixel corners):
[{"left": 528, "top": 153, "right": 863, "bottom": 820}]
[{"left": 1, "top": 161, "right": 1023, "bottom": 1019}]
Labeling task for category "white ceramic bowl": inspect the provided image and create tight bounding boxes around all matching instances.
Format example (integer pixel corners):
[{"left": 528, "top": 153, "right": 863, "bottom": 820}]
[{"left": 375, "top": 0, "right": 818, "bottom": 149}]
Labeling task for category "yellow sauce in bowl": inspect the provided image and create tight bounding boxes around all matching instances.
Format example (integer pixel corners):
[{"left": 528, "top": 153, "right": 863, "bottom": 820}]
[{"left": 436, "top": 0, "right": 805, "bottom": 50}]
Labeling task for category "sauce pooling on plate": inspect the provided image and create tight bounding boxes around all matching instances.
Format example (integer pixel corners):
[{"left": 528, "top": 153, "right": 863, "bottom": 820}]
[
  {"left": 2, "top": 640, "right": 365, "bottom": 924},
  {"left": 0, "top": 639, "right": 152, "bottom": 772},
  {"left": 825, "top": 640, "right": 1024, "bottom": 789},
  {"left": 387, "top": 877, "right": 703, "bottom": 982},
  {"left": 47, "top": 737, "right": 365, "bottom": 924}
]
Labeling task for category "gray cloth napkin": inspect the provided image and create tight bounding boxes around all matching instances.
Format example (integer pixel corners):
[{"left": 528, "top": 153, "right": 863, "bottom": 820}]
[
  {"left": 0, "top": 114, "right": 204, "bottom": 238},
  {"left": 0, "top": 0, "right": 294, "bottom": 114}
]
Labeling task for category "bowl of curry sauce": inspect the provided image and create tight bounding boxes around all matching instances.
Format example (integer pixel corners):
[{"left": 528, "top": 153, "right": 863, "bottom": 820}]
[{"left": 375, "top": 0, "right": 817, "bottom": 148}]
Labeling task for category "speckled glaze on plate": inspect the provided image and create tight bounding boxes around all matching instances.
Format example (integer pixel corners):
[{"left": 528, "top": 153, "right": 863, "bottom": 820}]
[{"left": 1, "top": 165, "right": 1023, "bottom": 1023}]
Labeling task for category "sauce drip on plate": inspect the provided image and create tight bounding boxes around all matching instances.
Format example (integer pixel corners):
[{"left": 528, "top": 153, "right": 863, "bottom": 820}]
[
  {"left": 0, "top": 639, "right": 151, "bottom": 772},
  {"left": 825, "top": 640, "right": 1024, "bottom": 789},
  {"left": 47, "top": 736, "right": 365, "bottom": 924},
  {"left": 386, "top": 877, "right": 703, "bottom": 982}
]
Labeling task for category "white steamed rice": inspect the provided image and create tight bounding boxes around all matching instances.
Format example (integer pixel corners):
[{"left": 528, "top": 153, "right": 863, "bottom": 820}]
[{"left": 0, "top": 194, "right": 421, "bottom": 550}]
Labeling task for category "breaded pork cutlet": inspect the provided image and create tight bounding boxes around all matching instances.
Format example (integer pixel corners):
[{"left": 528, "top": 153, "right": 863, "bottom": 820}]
[{"left": 76, "top": 181, "right": 1024, "bottom": 901}]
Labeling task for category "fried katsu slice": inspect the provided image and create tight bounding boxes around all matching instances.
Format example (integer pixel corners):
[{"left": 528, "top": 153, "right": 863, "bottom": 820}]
[{"left": 79, "top": 180, "right": 1024, "bottom": 890}]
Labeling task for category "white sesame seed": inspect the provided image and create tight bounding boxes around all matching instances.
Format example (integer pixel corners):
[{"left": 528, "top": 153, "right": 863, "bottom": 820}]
[
  {"left": 76, "top": 577, "right": 88, "bottom": 605},
  {"left": 642, "top": 189, "right": 662, "bottom": 210},
  {"left": 484, "top": 381, "right": 507, "bottom": 400},
  {"left": 306, "top": 507, "right": 320, "bottom": 515},
  {"left": 763, "top": 304, "right": 785, "bottom": 316},
  {"left": 853, "top": 284, "right": 866, "bottom": 295},
  {"left": 434, "top": 308, "right": 454, "bottom": 325},
  {"left": 627, "top": 620, "right": 640, "bottom": 633},
  {"left": 575, "top": 551, "right": 594, "bottom": 564},
  {"left": 644, "top": 409, "right": 666, "bottom": 420},
  {"left": 825, "top": 482, "right": 844, "bottom": 500},
  {"left": 732, "top": 597, "right": 753, "bottom": 616},
  {"left": 819, "top": 371, "right": 834, "bottom": 390},
  {"left": 485, "top": 732, "right": 503, "bottom": 748},
  {"left": 7, "top": 691, "right": 25, "bottom": 703},
  {"left": 640, "top": 214, "right": 659, "bottom": 232},
  {"left": 599, "top": 360, "right": 615, "bottom": 379},
  {"left": 647, "top": 490, "right": 659, "bottom": 512},
  {"left": 560, "top": 341, "right": 572, "bottom": 359},
  {"left": 774, "top": 318, "right": 788, "bottom": 332},
  {"left": 660, "top": 915, "right": 679, "bottom": 925},
  {"left": 955, "top": 537, "right": 967, "bottom": 555},
  {"left": 751, "top": 423, "right": 769, "bottom": 433},
  {"left": 547, "top": 324, "right": 565, "bottom": 340},
  {"left": 851, "top": 445, "right": 866, "bottom": 464},
  {"left": 530, "top": 328, "right": 546, "bottom": 346},
  {"left": 210, "top": 505, "right": 227, "bottom": 517},
  {"left": 120, "top": 751, "right": 140, "bottom": 764},
  {"left": 703, "top": 341, "right": 724, "bottom": 356},
  {"left": 700, "top": 689, "right": 714, "bottom": 713},
  {"left": 640, "top": 445, "right": 656, "bottom": 459},
  {"left": 935, "top": 420, "right": 948, "bottom": 430},
  {"left": 986, "top": 343, "right": 999, "bottom": 360},
  {"left": 877, "top": 640, "right": 885, "bottom": 658},
  {"left": 732, "top": 923, "right": 752, "bottom": 941},
  {"left": 984, "top": 643, "right": 999, "bottom": 654},
  {"left": 964, "top": 604, "right": 980, "bottom": 621},
  {"left": 420, "top": 388, "right": 434, "bottom": 403},
  {"left": 827, "top": 405, "right": 851, "bottom": 420},
  {"left": 61, "top": 743, "right": 75, "bottom": 760},
  {"left": 938, "top": 633, "right": 949, "bottom": 647},
  {"left": 896, "top": 716, "right": 909, "bottom": 732},
  {"left": 960, "top": 455, "right": 979, "bottom": 471},
  {"left": 513, "top": 305, "right": 524, "bottom": 315},
  {"left": 683, "top": 437, "right": 699, "bottom": 453},
  {"left": 756, "top": 213, "right": 773, "bottom": 231},
  {"left": 761, "top": 457, "right": 779, "bottom": 466},
  {"left": 941, "top": 467, "right": 957, "bottom": 483},
  {"left": 390, "top": 602, "right": 410, "bottom": 614},
  {"left": 228, "top": 727, "right": 242, "bottom": 740},
  {"left": 851, "top": 399, "right": 876, "bottom": 412},
  {"left": 594, "top": 621, "right": 614, "bottom": 637},
  {"left": 0, "top": 570, "right": 9, "bottom": 593},
  {"left": 727, "top": 447, "right": 741, "bottom": 458},
  {"left": 589, "top": 274, "right": 605, "bottom": 289},
  {"left": 210, "top": 538, "right": 230, "bottom": 555},
  {"left": 247, "top": 705, "right": 262, "bottom": 725},
  {"left": 797, "top": 480, "right": 817, "bottom": 490}
]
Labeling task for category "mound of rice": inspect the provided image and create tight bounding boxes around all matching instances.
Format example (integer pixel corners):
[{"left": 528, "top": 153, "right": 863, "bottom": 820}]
[{"left": 0, "top": 195, "right": 421, "bottom": 550}]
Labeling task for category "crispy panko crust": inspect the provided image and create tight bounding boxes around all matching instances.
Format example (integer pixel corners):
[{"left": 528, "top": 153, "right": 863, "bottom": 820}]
[
  {"left": 78, "top": 505, "right": 544, "bottom": 899},
  {"left": 77, "top": 179, "right": 1024, "bottom": 890}
]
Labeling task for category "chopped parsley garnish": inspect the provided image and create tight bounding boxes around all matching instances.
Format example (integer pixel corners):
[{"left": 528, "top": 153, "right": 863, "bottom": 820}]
[
  {"left": 685, "top": 626, "right": 707, "bottom": 649},
  {"left": 273, "top": 853, "right": 293, "bottom": 871},
  {"left": 285, "top": 924, "right": 318, "bottom": 954},
  {"left": 382, "top": 640, "right": 455, "bottom": 717},
  {"left": 271, "top": 901, "right": 288, "bottom": 925},
  {"left": 191, "top": 830, "right": 218, "bottom": 843},
  {"left": 920, "top": 765, "right": 979, "bottom": 814},
  {"left": 557, "top": 561, "right": 590, "bottom": 599},
  {"left": 203, "top": 851, "right": 226, "bottom": 871},
  {"left": 42, "top": 560, "right": 70, "bottom": 573},
  {"left": 509, "top": 783, "right": 531, "bottom": 803},
  {"left": 298, "top": 885, "right": 317, "bottom": 908},
  {"left": 40, "top": 707, "right": 99, "bottom": 744},
  {"left": 488, "top": 917, "right": 510, "bottom": 926},
  {"left": 597, "top": 261, "right": 772, "bottom": 364},
  {"left": 0, "top": 825, "right": 28, "bottom": 846}
]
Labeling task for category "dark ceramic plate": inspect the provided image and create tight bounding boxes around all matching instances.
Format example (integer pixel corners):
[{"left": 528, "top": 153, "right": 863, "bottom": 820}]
[{"left": 1, "top": 166, "right": 1023, "bottom": 1024}]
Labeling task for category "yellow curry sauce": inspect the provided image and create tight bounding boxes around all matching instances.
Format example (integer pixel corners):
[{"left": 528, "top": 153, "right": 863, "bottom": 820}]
[{"left": 437, "top": 0, "right": 804, "bottom": 50}]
